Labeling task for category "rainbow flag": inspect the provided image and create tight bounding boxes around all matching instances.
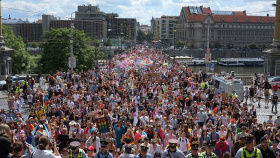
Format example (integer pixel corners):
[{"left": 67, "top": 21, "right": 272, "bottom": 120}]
[
  {"left": 37, "top": 130, "right": 44, "bottom": 136},
  {"left": 117, "top": 87, "right": 123, "bottom": 92},
  {"left": 121, "top": 135, "right": 130, "bottom": 142}
]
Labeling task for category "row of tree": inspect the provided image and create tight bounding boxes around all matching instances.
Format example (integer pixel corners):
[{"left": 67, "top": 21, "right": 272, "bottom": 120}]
[
  {"left": 137, "top": 30, "right": 154, "bottom": 43},
  {"left": 3, "top": 26, "right": 104, "bottom": 74}
]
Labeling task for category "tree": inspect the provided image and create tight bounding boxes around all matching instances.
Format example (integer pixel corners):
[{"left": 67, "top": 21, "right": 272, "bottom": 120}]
[
  {"left": 31, "top": 41, "right": 38, "bottom": 48},
  {"left": 259, "top": 44, "right": 267, "bottom": 50},
  {"left": 187, "top": 40, "right": 195, "bottom": 49},
  {"left": 2, "top": 25, "right": 31, "bottom": 74},
  {"left": 146, "top": 32, "right": 154, "bottom": 42},
  {"left": 104, "top": 38, "right": 112, "bottom": 48},
  {"left": 137, "top": 30, "right": 146, "bottom": 43},
  {"left": 226, "top": 42, "right": 234, "bottom": 49},
  {"left": 40, "top": 28, "right": 103, "bottom": 73},
  {"left": 213, "top": 40, "right": 222, "bottom": 49},
  {"left": 176, "top": 40, "right": 185, "bottom": 48},
  {"left": 249, "top": 42, "right": 257, "bottom": 49}
]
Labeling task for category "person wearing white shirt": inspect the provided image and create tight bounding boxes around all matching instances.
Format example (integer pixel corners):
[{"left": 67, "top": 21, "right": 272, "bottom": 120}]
[
  {"left": 218, "top": 125, "right": 227, "bottom": 137},
  {"left": 73, "top": 93, "right": 80, "bottom": 102},
  {"left": 177, "top": 132, "right": 189, "bottom": 155},
  {"left": 14, "top": 98, "right": 22, "bottom": 113},
  {"left": 86, "top": 130, "right": 101, "bottom": 153},
  {"left": 67, "top": 99, "right": 75, "bottom": 109},
  {"left": 148, "top": 139, "right": 162, "bottom": 158}
]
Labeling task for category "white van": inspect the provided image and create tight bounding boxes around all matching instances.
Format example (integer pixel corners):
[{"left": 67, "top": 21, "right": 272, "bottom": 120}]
[{"left": 212, "top": 76, "right": 244, "bottom": 100}]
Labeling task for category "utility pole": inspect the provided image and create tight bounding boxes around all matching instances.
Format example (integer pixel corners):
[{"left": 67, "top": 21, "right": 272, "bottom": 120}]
[
  {"left": 70, "top": 12, "right": 75, "bottom": 72},
  {"left": 207, "top": 20, "right": 210, "bottom": 49}
]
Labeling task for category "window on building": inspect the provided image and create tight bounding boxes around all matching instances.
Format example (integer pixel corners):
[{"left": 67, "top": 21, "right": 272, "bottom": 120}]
[
  {"left": 234, "top": 18, "right": 238, "bottom": 22},
  {"left": 220, "top": 17, "right": 225, "bottom": 22},
  {"left": 246, "top": 19, "right": 250, "bottom": 22},
  {"left": 162, "top": 20, "right": 166, "bottom": 23}
]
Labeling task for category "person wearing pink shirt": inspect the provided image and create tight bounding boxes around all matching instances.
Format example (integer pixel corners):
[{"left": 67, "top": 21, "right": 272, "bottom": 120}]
[{"left": 164, "top": 126, "right": 176, "bottom": 147}]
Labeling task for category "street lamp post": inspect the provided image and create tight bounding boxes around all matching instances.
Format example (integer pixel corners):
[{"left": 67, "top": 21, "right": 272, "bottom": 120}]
[
  {"left": 120, "top": 32, "right": 124, "bottom": 53},
  {"left": 173, "top": 29, "right": 177, "bottom": 62},
  {"left": 70, "top": 12, "right": 75, "bottom": 72}
]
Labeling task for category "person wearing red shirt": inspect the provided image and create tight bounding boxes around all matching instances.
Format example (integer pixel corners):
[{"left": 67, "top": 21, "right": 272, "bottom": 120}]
[{"left": 273, "top": 84, "right": 279, "bottom": 94}]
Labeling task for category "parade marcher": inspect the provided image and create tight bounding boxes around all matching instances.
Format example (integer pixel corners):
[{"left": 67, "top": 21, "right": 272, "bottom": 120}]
[
  {"left": 235, "top": 136, "right": 263, "bottom": 158},
  {"left": 202, "top": 143, "right": 217, "bottom": 158},
  {"left": 32, "top": 136, "right": 60, "bottom": 158},
  {"left": 213, "top": 137, "right": 230, "bottom": 158},
  {"left": 118, "top": 144, "right": 135, "bottom": 158},
  {"left": 231, "top": 135, "right": 245, "bottom": 156},
  {"left": 271, "top": 93, "right": 278, "bottom": 113},
  {"left": 68, "top": 141, "right": 88, "bottom": 158},
  {"left": 93, "top": 140, "right": 113, "bottom": 158},
  {"left": 186, "top": 141, "right": 203, "bottom": 158},
  {"left": 256, "top": 137, "right": 276, "bottom": 158},
  {"left": 161, "top": 139, "right": 185, "bottom": 158},
  {"left": 135, "top": 144, "right": 152, "bottom": 158}
]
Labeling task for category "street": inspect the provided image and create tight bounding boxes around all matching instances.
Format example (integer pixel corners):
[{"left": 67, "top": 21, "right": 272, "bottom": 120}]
[{"left": 0, "top": 89, "right": 278, "bottom": 124}]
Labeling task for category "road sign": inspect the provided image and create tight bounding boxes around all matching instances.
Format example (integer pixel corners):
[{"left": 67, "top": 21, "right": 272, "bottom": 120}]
[
  {"left": 205, "top": 53, "right": 211, "bottom": 64},
  {"left": 205, "top": 48, "right": 211, "bottom": 53}
]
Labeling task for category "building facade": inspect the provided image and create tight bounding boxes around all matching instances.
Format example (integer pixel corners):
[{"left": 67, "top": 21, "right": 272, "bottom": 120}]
[
  {"left": 50, "top": 20, "right": 106, "bottom": 40},
  {"left": 160, "top": 16, "right": 179, "bottom": 40},
  {"left": 176, "top": 6, "right": 275, "bottom": 48},
  {"left": 3, "top": 16, "right": 42, "bottom": 43},
  {"left": 116, "top": 18, "right": 137, "bottom": 44},
  {"left": 151, "top": 17, "right": 161, "bottom": 40},
  {"left": 4, "top": 5, "right": 137, "bottom": 44}
]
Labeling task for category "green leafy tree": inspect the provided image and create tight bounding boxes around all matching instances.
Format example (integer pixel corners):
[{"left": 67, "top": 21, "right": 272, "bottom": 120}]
[
  {"left": 146, "top": 32, "right": 154, "bottom": 42},
  {"left": 259, "top": 44, "right": 267, "bottom": 50},
  {"left": 226, "top": 42, "right": 234, "bottom": 49},
  {"left": 176, "top": 40, "right": 185, "bottom": 48},
  {"left": 2, "top": 25, "right": 31, "bottom": 74},
  {"left": 187, "top": 40, "right": 195, "bottom": 49},
  {"left": 40, "top": 28, "right": 103, "bottom": 73},
  {"left": 137, "top": 30, "right": 146, "bottom": 43},
  {"left": 249, "top": 42, "right": 257, "bottom": 49},
  {"left": 104, "top": 38, "right": 112, "bottom": 48},
  {"left": 31, "top": 41, "right": 38, "bottom": 48},
  {"left": 213, "top": 40, "right": 222, "bottom": 48}
]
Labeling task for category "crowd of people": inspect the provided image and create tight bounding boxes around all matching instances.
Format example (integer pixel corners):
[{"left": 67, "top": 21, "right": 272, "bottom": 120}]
[{"left": 0, "top": 46, "right": 280, "bottom": 158}]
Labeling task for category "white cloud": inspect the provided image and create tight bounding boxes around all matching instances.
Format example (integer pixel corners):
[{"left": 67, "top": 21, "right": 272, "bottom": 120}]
[{"left": 1, "top": 0, "right": 277, "bottom": 25}]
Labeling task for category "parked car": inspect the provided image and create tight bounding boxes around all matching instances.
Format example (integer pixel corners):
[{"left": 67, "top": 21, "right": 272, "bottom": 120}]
[
  {"left": 268, "top": 76, "right": 280, "bottom": 86},
  {"left": 0, "top": 80, "right": 6, "bottom": 90}
]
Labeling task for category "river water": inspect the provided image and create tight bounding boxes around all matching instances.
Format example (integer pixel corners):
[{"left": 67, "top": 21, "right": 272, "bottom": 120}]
[{"left": 188, "top": 65, "right": 264, "bottom": 75}]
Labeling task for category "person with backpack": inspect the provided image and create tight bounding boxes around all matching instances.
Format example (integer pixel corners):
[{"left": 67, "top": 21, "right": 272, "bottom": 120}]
[{"left": 177, "top": 131, "right": 189, "bottom": 155}]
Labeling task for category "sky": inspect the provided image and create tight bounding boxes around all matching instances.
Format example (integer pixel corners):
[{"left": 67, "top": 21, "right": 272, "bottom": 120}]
[{"left": 1, "top": 0, "right": 277, "bottom": 25}]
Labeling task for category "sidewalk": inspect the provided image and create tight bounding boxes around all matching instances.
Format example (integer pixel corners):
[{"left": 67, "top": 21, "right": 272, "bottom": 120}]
[{"left": 0, "top": 90, "right": 8, "bottom": 99}]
